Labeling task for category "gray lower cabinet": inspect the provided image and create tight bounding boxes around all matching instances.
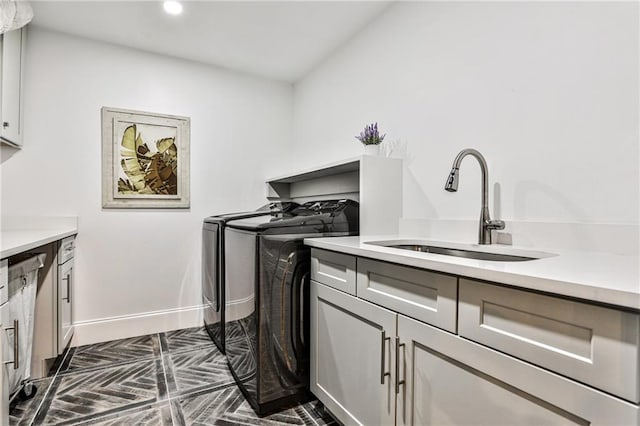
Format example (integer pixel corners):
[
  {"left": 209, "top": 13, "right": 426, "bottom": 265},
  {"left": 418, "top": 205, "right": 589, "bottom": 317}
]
[
  {"left": 31, "top": 236, "right": 76, "bottom": 378},
  {"left": 0, "top": 260, "right": 7, "bottom": 425},
  {"left": 57, "top": 255, "right": 73, "bottom": 353},
  {"left": 458, "top": 279, "right": 640, "bottom": 403},
  {"left": 398, "top": 314, "right": 574, "bottom": 426},
  {"left": 310, "top": 280, "right": 396, "bottom": 426},
  {"left": 57, "top": 236, "right": 75, "bottom": 354},
  {"left": 310, "top": 251, "right": 640, "bottom": 425},
  {"left": 396, "top": 314, "right": 638, "bottom": 426}
]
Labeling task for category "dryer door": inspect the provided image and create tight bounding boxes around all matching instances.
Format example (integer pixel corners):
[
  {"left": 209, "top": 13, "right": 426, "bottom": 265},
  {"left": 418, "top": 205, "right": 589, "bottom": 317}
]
[{"left": 259, "top": 235, "right": 310, "bottom": 397}]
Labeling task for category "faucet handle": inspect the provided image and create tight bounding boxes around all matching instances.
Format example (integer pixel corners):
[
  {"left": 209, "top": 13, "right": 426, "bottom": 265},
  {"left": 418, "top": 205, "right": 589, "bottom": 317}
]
[{"left": 486, "top": 220, "right": 505, "bottom": 230}]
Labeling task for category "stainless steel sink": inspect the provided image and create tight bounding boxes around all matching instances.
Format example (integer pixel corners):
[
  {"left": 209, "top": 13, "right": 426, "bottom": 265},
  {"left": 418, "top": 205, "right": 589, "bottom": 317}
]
[
  {"left": 365, "top": 240, "right": 556, "bottom": 262},
  {"left": 386, "top": 244, "right": 536, "bottom": 262}
]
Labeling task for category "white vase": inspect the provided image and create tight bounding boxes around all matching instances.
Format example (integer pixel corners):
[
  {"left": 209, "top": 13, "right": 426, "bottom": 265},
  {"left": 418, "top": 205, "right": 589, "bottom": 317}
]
[{"left": 364, "top": 144, "right": 380, "bottom": 156}]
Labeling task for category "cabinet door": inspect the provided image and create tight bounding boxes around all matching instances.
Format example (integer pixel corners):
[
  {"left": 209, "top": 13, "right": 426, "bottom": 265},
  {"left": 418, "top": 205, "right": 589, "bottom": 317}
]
[
  {"left": 0, "top": 28, "right": 25, "bottom": 147},
  {"left": 58, "top": 260, "right": 73, "bottom": 353},
  {"left": 310, "top": 281, "right": 396, "bottom": 426},
  {"left": 0, "top": 302, "right": 7, "bottom": 426},
  {"left": 397, "top": 314, "right": 638, "bottom": 426},
  {"left": 459, "top": 279, "right": 639, "bottom": 403}
]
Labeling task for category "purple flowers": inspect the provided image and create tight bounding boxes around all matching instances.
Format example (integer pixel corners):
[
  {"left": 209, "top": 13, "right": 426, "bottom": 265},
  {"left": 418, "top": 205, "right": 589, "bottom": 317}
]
[{"left": 356, "top": 122, "right": 386, "bottom": 145}]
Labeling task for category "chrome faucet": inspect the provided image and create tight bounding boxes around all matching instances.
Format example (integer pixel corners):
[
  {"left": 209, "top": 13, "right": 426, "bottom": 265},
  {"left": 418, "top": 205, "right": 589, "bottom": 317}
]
[{"left": 444, "top": 149, "right": 505, "bottom": 245}]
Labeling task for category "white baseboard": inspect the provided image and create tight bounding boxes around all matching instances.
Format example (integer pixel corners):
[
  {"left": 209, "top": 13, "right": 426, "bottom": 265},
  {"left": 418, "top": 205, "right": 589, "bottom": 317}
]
[
  {"left": 72, "top": 305, "right": 204, "bottom": 347},
  {"left": 225, "top": 295, "right": 254, "bottom": 323}
]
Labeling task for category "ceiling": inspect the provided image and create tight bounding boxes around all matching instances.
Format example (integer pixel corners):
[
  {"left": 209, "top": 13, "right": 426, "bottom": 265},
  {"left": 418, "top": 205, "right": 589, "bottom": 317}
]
[{"left": 30, "top": 1, "right": 391, "bottom": 83}]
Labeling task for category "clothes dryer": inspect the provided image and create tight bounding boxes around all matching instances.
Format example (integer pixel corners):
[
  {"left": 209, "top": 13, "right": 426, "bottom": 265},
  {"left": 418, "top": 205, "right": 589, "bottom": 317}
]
[
  {"left": 223, "top": 199, "right": 359, "bottom": 415},
  {"left": 202, "top": 202, "right": 297, "bottom": 353}
]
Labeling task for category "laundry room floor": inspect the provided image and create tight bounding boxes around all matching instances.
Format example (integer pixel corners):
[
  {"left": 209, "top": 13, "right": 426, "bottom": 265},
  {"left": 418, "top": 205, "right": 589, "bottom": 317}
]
[{"left": 9, "top": 327, "right": 336, "bottom": 425}]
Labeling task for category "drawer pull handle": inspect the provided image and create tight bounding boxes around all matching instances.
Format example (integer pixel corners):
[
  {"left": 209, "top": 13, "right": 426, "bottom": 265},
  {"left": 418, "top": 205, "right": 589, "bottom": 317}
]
[
  {"left": 395, "top": 337, "right": 407, "bottom": 422},
  {"left": 62, "top": 274, "right": 71, "bottom": 302},
  {"left": 380, "top": 330, "right": 391, "bottom": 384},
  {"left": 395, "top": 337, "right": 406, "bottom": 394},
  {"left": 2, "top": 122, "right": 9, "bottom": 129},
  {"left": 4, "top": 319, "right": 19, "bottom": 370}
]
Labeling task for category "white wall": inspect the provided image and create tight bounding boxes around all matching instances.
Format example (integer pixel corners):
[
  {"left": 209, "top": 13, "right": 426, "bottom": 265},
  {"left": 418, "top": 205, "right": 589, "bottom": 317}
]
[
  {"left": 1, "top": 2, "right": 638, "bottom": 344},
  {"left": 1, "top": 27, "right": 293, "bottom": 342},
  {"left": 292, "top": 2, "right": 639, "bottom": 248}
]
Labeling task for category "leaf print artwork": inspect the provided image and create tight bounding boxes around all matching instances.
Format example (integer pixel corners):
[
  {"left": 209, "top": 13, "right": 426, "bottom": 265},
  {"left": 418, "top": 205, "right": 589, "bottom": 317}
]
[
  {"left": 102, "top": 107, "right": 190, "bottom": 209},
  {"left": 117, "top": 124, "right": 178, "bottom": 196}
]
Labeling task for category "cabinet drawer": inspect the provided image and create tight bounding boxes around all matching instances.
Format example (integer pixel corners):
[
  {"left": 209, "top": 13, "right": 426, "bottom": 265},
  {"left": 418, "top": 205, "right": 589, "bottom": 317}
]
[
  {"left": 311, "top": 249, "right": 356, "bottom": 295},
  {"left": 0, "top": 260, "right": 7, "bottom": 305},
  {"left": 357, "top": 258, "right": 457, "bottom": 333},
  {"left": 57, "top": 236, "right": 75, "bottom": 265},
  {"left": 459, "top": 279, "right": 640, "bottom": 403}
]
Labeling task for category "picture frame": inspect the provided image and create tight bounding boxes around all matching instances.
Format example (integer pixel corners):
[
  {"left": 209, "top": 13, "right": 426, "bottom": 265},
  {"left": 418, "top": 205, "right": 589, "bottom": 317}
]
[{"left": 101, "top": 107, "right": 190, "bottom": 209}]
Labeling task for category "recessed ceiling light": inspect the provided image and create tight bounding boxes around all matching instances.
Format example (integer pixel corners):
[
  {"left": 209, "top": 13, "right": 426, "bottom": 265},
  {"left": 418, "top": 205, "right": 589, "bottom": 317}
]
[{"left": 163, "top": 1, "right": 183, "bottom": 15}]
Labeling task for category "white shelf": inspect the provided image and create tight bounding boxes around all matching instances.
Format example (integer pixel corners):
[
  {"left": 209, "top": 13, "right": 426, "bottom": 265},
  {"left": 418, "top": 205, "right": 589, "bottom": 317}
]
[
  {"left": 266, "top": 156, "right": 403, "bottom": 236},
  {"left": 266, "top": 157, "right": 360, "bottom": 184}
]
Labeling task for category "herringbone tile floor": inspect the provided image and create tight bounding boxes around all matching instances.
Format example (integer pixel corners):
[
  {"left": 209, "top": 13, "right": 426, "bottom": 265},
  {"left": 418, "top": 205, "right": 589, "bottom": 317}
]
[{"left": 9, "top": 327, "right": 336, "bottom": 425}]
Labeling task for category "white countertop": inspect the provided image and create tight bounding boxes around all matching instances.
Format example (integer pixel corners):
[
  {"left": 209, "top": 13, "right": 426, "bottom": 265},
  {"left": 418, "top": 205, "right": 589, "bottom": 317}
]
[
  {"left": 304, "top": 236, "right": 640, "bottom": 311},
  {"left": 1, "top": 217, "right": 78, "bottom": 259}
]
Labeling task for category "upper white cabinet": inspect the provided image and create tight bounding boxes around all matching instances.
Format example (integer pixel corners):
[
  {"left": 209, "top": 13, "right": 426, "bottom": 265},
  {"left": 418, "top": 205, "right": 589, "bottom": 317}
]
[{"left": 0, "top": 27, "right": 26, "bottom": 148}]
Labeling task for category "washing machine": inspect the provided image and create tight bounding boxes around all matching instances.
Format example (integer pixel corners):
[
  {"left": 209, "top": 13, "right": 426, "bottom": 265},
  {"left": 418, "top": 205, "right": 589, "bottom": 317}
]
[
  {"left": 223, "top": 199, "right": 359, "bottom": 415},
  {"left": 202, "top": 202, "right": 297, "bottom": 353}
]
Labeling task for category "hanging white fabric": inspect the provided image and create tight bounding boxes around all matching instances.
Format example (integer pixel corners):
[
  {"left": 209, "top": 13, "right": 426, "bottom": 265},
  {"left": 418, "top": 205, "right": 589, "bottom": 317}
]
[{"left": 0, "top": 0, "right": 33, "bottom": 35}]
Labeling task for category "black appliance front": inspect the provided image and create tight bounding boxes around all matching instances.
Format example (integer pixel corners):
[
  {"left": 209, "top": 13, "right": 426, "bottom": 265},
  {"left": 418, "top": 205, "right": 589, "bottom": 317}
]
[
  {"left": 201, "top": 202, "right": 297, "bottom": 353},
  {"left": 223, "top": 200, "right": 359, "bottom": 415}
]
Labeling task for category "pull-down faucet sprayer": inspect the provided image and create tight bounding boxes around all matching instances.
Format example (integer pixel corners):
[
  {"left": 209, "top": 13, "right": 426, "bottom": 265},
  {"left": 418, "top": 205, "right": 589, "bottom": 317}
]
[{"left": 445, "top": 149, "right": 505, "bottom": 245}]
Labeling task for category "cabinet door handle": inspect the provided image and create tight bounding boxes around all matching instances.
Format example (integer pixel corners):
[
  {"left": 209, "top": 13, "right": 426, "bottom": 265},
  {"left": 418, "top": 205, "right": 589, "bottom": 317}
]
[
  {"left": 395, "top": 337, "right": 407, "bottom": 422},
  {"left": 4, "top": 319, "right": 19, "bottom": 370},
  {"left": 2, "top": 122, "right": 8, "bottom": 129},
  {"left": 380, "top": 329, "right": 391, "bottom": 384},
  {"left": 395, "top": 337, "right": 406, "bottom": 394},
  {"left": 62, "top": 274, "right": 71, "bottom": 302}
]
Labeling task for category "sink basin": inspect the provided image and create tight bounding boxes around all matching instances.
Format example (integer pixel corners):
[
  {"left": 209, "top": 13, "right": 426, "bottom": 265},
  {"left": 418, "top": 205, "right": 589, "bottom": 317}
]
[
  {"left": 385, "top": 244, "right": 535, "bottom": 262},
  {"left": 366, "top": 241, "right": 555, "bottom": 262}
]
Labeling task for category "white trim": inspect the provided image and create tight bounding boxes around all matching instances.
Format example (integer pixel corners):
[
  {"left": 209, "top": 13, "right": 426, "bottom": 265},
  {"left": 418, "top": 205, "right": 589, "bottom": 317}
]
[
  {"left": 225, "top": 295, "right": 254, "bottom": 323},
  {"left": 72, "top": 305, "right": 203, "bottom": 347}
]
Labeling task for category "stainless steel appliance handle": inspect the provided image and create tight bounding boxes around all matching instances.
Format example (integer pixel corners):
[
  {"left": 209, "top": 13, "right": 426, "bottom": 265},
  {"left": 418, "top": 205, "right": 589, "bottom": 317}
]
[
  {"left": 380, "top": 329, "right": 390, "bottom": 384},
  {"left": 217, "top": 233, "right": 223, "bottom": 313},
  {"left": 4, "top": 319, "right": 19, "bottom": 369}
]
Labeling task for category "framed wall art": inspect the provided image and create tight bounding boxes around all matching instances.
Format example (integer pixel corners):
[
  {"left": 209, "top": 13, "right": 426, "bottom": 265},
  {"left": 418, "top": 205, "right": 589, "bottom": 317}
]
[{"left": 101, "top": 107, "right": 190, "bottom": 208}]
